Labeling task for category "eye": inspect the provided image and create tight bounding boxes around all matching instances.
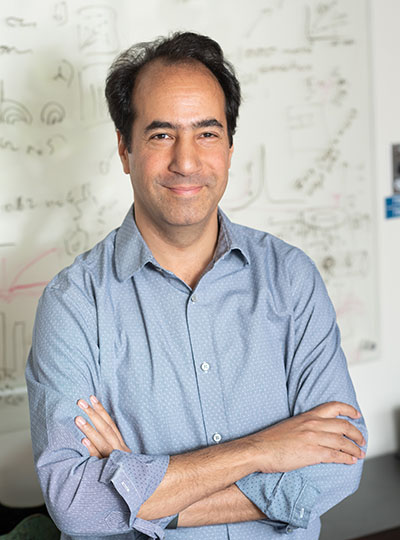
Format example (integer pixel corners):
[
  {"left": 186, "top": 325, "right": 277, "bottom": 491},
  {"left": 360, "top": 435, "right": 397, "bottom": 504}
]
[
  {"left": 201, "top": 132, "right": 217, "bottom": 138},
  {"left": 150, "top": 133, "right": 171, "bottom": 140}
]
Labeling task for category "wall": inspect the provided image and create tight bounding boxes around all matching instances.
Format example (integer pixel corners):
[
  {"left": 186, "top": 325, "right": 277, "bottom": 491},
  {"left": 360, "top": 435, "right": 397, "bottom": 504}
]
[
  {"left": 348, "top": 0, "right": 400, "bottom": 458},
  {"left": 0, "top": 0, "right": 399, "bottom": 507}
]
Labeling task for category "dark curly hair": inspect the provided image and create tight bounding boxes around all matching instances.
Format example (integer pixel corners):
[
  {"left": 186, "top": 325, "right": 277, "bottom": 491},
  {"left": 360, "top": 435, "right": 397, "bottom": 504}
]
[{"left": 105, "top": 31, "right": 241, "bottom": 150}]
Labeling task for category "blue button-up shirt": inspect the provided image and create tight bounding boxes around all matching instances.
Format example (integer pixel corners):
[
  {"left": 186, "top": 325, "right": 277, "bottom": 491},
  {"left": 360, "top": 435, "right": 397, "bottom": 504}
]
[{"left": 26, "top": 206, "right": 366, "bottom": 540}]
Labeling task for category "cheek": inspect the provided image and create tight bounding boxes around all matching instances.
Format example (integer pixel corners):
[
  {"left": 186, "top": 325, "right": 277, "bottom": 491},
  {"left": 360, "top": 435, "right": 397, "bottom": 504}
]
[
  {"left": 139, "top": 150, "right": 168, "bottom": 178},
  {"left": 212, "top": 153, "right": 231, "bottom": 181}
]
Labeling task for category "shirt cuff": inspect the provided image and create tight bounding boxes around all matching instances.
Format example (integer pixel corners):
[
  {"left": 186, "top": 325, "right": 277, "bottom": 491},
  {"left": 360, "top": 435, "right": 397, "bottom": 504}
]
[
  {"left": 236, "top": 471, "right": 320, "bottom": 530},
  {"left": 100, "top": 450, "right": 170, "bottom": 538}
]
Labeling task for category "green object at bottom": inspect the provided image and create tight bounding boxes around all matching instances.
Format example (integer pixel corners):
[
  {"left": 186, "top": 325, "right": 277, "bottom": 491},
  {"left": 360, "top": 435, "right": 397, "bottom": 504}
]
[{"left": 0, "top": 514, "right": 60, "bottom": 540}]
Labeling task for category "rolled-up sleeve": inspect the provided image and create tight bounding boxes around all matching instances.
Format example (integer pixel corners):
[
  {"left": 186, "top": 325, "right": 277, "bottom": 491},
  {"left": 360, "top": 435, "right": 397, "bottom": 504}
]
[
  {"left": 236, "top": 248, "right": 367, "bottom": 531},
  {"left": 26, "top": 278, "right": 171, "bottom": 539}
]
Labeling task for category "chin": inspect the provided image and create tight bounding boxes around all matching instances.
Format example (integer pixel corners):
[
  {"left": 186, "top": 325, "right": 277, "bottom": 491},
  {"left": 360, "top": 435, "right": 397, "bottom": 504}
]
[{"left": 162, "top": 211, "right": 210, "bottom": 228}]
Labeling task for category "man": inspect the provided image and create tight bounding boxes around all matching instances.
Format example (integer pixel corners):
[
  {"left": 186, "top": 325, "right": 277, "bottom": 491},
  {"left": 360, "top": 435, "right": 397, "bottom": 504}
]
[{"left": 26, "top": 32, "right": 367, "bottom": 540}]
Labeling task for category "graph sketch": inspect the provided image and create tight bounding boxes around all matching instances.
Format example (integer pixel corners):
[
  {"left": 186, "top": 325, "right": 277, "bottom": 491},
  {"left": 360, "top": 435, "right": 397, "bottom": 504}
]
[{"left": 0, "top": 0, "right": 377, "bottom": 433}]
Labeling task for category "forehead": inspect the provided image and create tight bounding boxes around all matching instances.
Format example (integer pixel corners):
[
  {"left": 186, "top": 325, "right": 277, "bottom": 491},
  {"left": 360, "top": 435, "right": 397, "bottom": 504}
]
[{"left": 132, "top": 59, "right": 226, "bottom": 122}]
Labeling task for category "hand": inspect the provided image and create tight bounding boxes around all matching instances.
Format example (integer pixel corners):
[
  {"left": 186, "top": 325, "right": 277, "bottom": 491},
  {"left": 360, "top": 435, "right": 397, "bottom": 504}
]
[
  {"left": 75, "top": 396, "right": 131, "bottom": 458},
  {"left": 247, "top": 401, "right": 366, "bottom": 474}
]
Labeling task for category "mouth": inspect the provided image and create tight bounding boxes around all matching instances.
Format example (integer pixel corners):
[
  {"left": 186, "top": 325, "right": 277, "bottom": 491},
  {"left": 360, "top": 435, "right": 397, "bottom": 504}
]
[{"left": 165, "top": 185, "right": 203, "bottom": 196}]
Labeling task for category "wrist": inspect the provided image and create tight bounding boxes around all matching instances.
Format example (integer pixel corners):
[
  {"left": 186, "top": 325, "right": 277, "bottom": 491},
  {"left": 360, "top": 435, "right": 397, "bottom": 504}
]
[
  {"left": 239, "top": 431, "right": 269, "bottom": 474},
  {"left": 224, "top": 433, "right": 261, "bottom": 476}
]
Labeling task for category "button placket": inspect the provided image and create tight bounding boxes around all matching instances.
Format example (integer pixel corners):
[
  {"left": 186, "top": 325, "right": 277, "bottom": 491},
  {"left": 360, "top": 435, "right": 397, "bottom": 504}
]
[{"left": 186, "top": 287, "right": 229, "bottom": 453}]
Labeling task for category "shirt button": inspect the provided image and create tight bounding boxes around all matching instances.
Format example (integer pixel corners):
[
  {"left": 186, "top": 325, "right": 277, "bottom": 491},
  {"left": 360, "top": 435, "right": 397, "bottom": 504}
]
[
  {"left": 212, "top": 433, "right": 222, "bottom": 443},
  {"left": 191, "top": 294, "right": 198, "bottom": 303},
  {"left": 200, "top": 362, "right": 210, "bottom": 372}
]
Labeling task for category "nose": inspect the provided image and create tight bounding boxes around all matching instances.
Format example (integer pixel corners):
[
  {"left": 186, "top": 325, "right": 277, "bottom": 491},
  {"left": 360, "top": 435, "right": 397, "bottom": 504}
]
[{"left": 168, "top": 136, "right": 202, "bottom": 176}]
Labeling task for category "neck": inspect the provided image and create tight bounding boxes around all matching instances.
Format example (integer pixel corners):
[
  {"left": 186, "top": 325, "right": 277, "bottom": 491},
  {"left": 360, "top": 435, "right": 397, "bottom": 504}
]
[{"left": 134, "top": 206, "right": 219, "bottom": 289}]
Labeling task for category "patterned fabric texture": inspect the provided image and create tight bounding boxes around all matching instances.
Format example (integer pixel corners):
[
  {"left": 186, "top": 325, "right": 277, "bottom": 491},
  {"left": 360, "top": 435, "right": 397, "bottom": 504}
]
[{"left": 26, "top": 206, "right": 367, "bottom": 539}]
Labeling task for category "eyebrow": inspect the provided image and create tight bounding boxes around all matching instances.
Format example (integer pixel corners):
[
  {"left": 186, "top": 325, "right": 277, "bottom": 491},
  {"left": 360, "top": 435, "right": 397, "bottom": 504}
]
[{"left": 144, "top": 118, "right": 224, "bottom": 133}]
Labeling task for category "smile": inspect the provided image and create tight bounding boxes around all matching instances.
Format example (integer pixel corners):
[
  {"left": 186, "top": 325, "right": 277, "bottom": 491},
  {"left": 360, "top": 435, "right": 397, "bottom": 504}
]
[{"left": 166, "top": 186, "right": 203, "bottom": 196}]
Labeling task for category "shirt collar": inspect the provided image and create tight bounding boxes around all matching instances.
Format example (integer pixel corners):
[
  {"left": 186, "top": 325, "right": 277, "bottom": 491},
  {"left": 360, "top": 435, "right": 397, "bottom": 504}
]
[
  {"left": 215, "top": 207, "right": 250, "bottom": 266},
  {"left": 115, "top": 205, "right": 250, "bottom": 282},
  {"left": 115, "top": 206, "right": 156, "bottom": 281}
]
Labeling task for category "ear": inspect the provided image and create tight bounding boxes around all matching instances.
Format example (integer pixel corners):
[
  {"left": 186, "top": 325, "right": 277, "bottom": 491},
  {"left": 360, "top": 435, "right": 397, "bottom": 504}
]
[
  {"left": 117, "top": 130, "right": 131, "bottom": 174},
  {"left": 228, "top": 143, "right": 234, "bottom": 169}
]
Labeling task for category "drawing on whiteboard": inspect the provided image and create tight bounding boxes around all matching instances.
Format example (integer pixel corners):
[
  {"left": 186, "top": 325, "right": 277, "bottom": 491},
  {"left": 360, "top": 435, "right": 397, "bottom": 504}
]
[
  {"left": 79, "top": 64, "right": 110, "bottom": 123},
  {"left": 99, "top": 146, "right": 117, "bottom": 175},
  {"left": 77, "top": 5, "right": 119, "bottom": 55},
  {"left": 245, "top": 0, "right": 286, "bottom": 39},
  {"left": 0, "top": 134, "right": 67, "bottom": 156},
  {"left": 0, "top": 312, "right": 5, "bottom": 374},
  {"left": 53, "top": 59, "right": 74, "bottom": 86},
  {"left": 0, "top": 81, "right": 32, "bottom": 124},
  {"left": 0, "top": 390, "right": 26, "bottom": 406},
  {"left": 0, "top": 249, "right": 58, "bottom": 303},
  {"left": 1, "top": 184, "right": 96, "bottom": 217},
  {"left": 305, "top": 68, "right": 348, "bottom": 106},
  {"left": 0, "top": 196, "right": 37, "bottom": 213},
  {"left": 64, "top": 225, "right": 89, "bottom": 256},
  {"left": 26, "top": 144, "right": 46, "bottom": 156},
  {"left": 305, "top": 2, "right": 352, "bottom": 45},
  {"left": 5, "top": 16, "right": 37, "bottom": 28},
  {"left": 287, "top": 103, "right": 328, "bottom": 151},
  {"left": 292, "top": 107, "right": 357, "bottom": 195},
  {"left": 12, "top": 321, "right": 27, "bottom": 376},
  {"left": 258, "top": 62, "right": 312, "bottom": 74},
  {"left": 244, "top": 46, "right": 277, "bottom": 59},
  {"left": 0, "top": 313, "right": 28, "bottom": 381},
  {"left": 245, "top": 7, "right": 274, "bottom": 39},
  {"left": 318, "top": 250, "right": 369, "bottom": 282},
  {"left": 266, "top": 205, "right": 370, "bottom": 255},
  {"left": 52, "top": 1, "right": 68, "bottom": 25},
  {"left": 46, "top": 133, "right": 67, "bottom": 155},
  {"left": 0, "top": 137, "right": 18, "bottom": 152},
  {"left": 0, "top": 45, "right": 32, "bottom": 55},
  {"left": 40, "top": 101, "right": 66, "bottom": 125},
  {"left": 223, "top": 146, "right": 265, "bottom": 212}
]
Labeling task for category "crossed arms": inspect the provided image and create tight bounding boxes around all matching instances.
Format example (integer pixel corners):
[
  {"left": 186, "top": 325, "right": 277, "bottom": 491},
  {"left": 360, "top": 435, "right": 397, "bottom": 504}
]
[
  {"left": 75, "top": 396, "right": 365, "bottom": 528},
  {"left": 27, "top": 326, "right": 366, "bottom": 536}
]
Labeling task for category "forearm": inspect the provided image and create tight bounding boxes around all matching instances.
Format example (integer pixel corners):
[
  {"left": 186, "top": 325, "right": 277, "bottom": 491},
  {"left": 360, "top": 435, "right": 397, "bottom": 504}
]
[
  {"left": 137, "top": 437, "right": 255, "bottom": 520},
  {"left": 178, "top": 484, "right": 266, "bottom": 527}
]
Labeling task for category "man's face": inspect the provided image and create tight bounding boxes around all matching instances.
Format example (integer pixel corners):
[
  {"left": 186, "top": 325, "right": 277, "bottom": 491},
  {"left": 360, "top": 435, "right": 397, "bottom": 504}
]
[{"left": 118, "top": 60, "right": 234, "bottom": 233}]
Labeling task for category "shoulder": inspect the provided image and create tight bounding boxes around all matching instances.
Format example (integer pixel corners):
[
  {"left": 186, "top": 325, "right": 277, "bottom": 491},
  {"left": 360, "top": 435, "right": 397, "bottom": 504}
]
[
  {"left": 40, "top": 228, "right": 118, "bottom": 309},
  {"left": 228, "top": 219, "right": 322, "bottom": 310},
  {"left": 230, "top": 219, "right": 315, "bottom": 276}
]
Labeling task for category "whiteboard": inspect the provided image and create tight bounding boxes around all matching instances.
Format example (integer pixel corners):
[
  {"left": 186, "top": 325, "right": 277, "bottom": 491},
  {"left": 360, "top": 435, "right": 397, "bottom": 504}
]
[{"left": 0, "top": 0, "right": 378, "bottom": 433}]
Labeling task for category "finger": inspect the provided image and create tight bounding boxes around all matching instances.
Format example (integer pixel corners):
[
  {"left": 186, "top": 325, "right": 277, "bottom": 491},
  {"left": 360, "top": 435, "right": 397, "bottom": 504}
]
[
  {"left": 337, "top": 419, "right": 366, "bottom": 447},
  {"left": 88, "top": 396, "right": 126, "bottom": 447},
  {"left": 319, "top": 447, "right": 359, "bottom": 466},
  {"left": 318, "top": 433, "right": 366, "bottom": 459},
  {"left": 77, "top": 399, "right": 121, "bottom": 442},
  {"left": 313, "top": 401, "right": 361, "bottom": 420},
  {"left": 81, "top": 437, "right": 102, "bottom": 458},
  {"left": 75, "top": 415, "right": 118, "bottom": 456},
  {"left": 310, "top": 417, "right": 366, "bottom": 447},
  {"left": 78, "top": 398, "right": 124, "bottom": 447}
]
